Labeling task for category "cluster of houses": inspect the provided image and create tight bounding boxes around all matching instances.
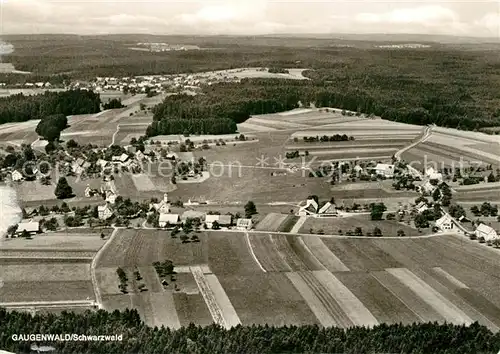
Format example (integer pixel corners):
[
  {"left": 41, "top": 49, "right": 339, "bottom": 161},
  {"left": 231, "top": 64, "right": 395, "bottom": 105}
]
[
  {"left": 434, "top": 213, "right": 499, "bottom": 242},
  {"left": 151, "top": 193, "right": 253, "bottom": 230},
  {"left": 298, "top": 198, "right": 338, "bottom": 217}
]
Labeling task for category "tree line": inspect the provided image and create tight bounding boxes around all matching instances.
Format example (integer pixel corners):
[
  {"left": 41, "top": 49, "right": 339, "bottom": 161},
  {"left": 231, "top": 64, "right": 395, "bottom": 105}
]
[
  {"left": 1, "top": 308, "right": 500, "bottom": 353},
  {"left": 147, "top": 73, "right": 500, "bottom": 137},
  {"left": 0, "top": 89, "right": 101, "bottom": 125}
]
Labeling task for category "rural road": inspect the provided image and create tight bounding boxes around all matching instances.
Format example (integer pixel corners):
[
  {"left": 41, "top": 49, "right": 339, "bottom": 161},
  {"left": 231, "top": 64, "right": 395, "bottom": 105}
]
[
  {"left": 394, "top": 125, "right": 433, "bottom": 161},
  {"left": 90, "top": 226, "right": 119, "bottom": 309}
]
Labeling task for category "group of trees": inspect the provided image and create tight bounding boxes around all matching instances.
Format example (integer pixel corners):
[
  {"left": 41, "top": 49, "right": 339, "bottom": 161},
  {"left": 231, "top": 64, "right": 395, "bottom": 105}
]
[
  {"left": 2, "top": 307, "right": 500, "bottom": 353},
  {"left": 0, "top": 89, "right": 100, "bottom": 125},
  {"left": 470, "top": 202, "right": 498, "bottom": 217},
  {"left": 35, "top": 113, "right": 68, "bottom": 141},
  {"left": 268, "top": 66, "right": 289, "bottom": 74},
  {"left": 301, "top": 134, "right": 354, "bottom": 142},
  {"left": 102, "top": 98, "right": 125, "bottom": 110}
]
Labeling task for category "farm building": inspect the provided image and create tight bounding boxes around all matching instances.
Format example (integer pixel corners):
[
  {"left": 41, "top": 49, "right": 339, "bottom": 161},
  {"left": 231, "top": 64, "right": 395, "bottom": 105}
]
[
  {"left": 426, "top": 167, "right": 443, "bottom": 182},
  {"left": 97, "top": 159, "right": 110, "bottom": 169},
  {"left": 181, "top": 210, "right": 206, "bottom": 221},
  {"left": 151, "top": 193, "right": 170, "bottom": 214},
  {"left": 317, "top": 202, "right": 337, "bottom": 217},
  {"left": 159, "top": 213, "right": 180, "bottom": 227},
  {"left": 15, "top": 221, "right": 40, "bottom": 236},
  {"left": 205, "top": 214, "right": 232, "bottom": 228},
  {"left": 236, "top": 218, "right": 253, "bottom": 230},
  {"left": 435, "top": 214, "right": 455, "bottom": 231},
  {"left": 98, "top": 204, "right": 114, "bottom": 220},
  {"left": 84, "top": 185, "right": 98, "bottom": 198},
  {"left": 105, "top": 190, "right": 117, "bottom": 204},
  {"left": 298, "top": 198, "right": 319, "bottom": 216},
  {"left": 475, "top": 223, "right": 499, "bottom": 241},
  {"left": 11, "top": 170, "right": 23, "bottom": 182},
  {"left": 415, "top": 201, "right": 429, "bottom": 214},
  {"left": 112, "top": 153, "right": 129, "bottom": 163},
  {"left": 374, "top": 163, "right": 395, "bottom": 178},
  {"left": 418, "top": 180, "right": 437, "bottom": 194},
  {"left": 135, "top": 150, "right": 145, "bottom": 161}
]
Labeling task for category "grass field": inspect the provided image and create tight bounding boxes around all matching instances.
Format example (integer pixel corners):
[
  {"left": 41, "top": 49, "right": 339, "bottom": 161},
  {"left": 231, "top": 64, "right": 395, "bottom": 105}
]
[{"left": 300, "top": 215, "right": 417, "bottom": 237}]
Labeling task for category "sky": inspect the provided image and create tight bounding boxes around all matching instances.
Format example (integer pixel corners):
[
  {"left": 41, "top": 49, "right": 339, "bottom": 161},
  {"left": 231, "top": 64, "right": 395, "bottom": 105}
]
[{"left": 1, "top": 0, "right": 500, "bottom": 38}]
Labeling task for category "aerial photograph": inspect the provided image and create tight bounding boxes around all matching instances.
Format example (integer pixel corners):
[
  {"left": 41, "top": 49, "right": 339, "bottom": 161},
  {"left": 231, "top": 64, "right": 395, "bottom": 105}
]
[{"left": 1, "top": 0, "right": 500, "bottom": 353}]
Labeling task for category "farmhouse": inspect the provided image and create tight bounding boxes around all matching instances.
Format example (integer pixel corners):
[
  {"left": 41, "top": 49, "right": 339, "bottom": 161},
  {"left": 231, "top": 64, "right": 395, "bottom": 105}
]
[
  {"left": 415, "top": 201, "right": 429, "bottom": 214},
  {"left": 112, "top": 153, "right": 129, "bottom": 164},
  {"left": 475, "top": 223, "right": 499, "bottom": 241},
  {"left": 425, "top": 167, "right": 443, "bottom": 182},
  {"left": 298, "top": 198, "right": 319, "bottom": 216},
  {"left": 97, "top": 159, "right": 110, "bottom": 169},
  {"left": 236, "top": 218, "right": 253, "bottom": 230},
  {"left": 205, "top": 214, "right": 232, "bottom": 228},
  {"left": 11, "top": 170, "right": 23, "bottom": 182},
  {"left": 151, "top": 193, "right": 170, "bottom": 214},
  {"left": 317, "top": 202, "right": 337, "bottom": 217},
  {"left": 435, "top": 214, "right": 455, "bottom": 231},
  {"left": 15, "top": 221, "right": 40, "bottom": 236},
  {"left": 374, "top": 163, "right": 395, "bottom": 178},
  {"left": 105, "top": 190, "right": 117, "bottom": 204},
  {"left": 135, "top": 150, "right": 145, "bottom": 161},
  {"left": 159, "top": 213, "right": 180, "bottom": 227},
  {"left": 98, "top": 204, "right": 114, "bottom": 220},
  {"left": 419, "top": 180, "right": 437, "bottom": 194}
]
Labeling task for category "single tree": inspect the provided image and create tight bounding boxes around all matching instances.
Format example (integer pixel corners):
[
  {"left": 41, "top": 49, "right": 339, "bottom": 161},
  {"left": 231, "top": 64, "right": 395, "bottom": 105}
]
[
  {"left": 244, "top": 201, "right": 257, "bottom": 218},
  {"left": 55, "top": 177, "right": 73, "bottom": 199}
]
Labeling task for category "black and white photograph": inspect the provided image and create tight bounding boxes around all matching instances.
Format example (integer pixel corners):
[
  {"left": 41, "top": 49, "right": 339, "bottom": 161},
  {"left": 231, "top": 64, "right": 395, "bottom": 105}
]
[{"left": 1, "top": 1, "right": 500, "bottom": 353}]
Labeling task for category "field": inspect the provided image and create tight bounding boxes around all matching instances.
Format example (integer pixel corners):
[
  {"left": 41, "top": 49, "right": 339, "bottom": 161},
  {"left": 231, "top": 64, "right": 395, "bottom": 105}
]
[
  {"left": 300, "top": 215, "right": 418, "bottom": 237},
  {"left": 402, "top": 128, "right": 500, "bottom": 170},
  {"left": 92, "top": 229, "right": 500, "bottom": 330}
]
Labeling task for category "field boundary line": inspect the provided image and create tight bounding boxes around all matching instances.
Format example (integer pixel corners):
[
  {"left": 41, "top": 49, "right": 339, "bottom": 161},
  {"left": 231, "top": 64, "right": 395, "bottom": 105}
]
[
  {"left": 245, "top": 232, "right": 266, "bottom": 273},
  {"left": 290, "top": 216, "right": 307, "bottom": 234},
  {"left": 190, "top": 266, "right": 227, "bottom": 328},
  {"left": 91, "top": 227, "right": 119, "bottom": 309},
  {"left": 369, "top": 271, "right": 425, "bottom": 322},
  {"left": 297, "top": 237, "right": 326, "bottom": 270}
]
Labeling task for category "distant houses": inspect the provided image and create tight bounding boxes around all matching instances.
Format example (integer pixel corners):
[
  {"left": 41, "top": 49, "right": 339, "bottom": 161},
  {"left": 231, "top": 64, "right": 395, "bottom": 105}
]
[{"left": 425, "top": 167, "right": 443, "bottom": 182}]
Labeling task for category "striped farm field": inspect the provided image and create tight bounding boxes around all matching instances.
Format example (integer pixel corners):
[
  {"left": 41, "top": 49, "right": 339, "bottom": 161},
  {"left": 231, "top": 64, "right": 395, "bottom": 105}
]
[
  {"left": 255, "top": 213, "right": 289, "bottom": 231},
  {"left": 89, "top": 230, "right": 500, "bottom": 330}
]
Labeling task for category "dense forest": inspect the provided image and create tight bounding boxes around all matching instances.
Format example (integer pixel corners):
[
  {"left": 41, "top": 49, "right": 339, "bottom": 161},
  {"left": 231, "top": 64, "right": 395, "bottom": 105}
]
[
  {"left": 148, "top": 70, "right": 499, "bottom": 136},
  {"left": 1, "top": 308, "right": 500, "bottom": 353},
  {"left": 3, "top": 36, "right": 500, "bottom": 131},
  {"left": 0, "top": 89, "right": 101, "bottom": 124}
]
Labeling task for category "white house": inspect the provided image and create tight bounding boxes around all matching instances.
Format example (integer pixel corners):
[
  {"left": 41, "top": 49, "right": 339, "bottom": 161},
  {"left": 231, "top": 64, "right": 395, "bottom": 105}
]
[
  {"left": 317, "top": 202, "right": 337, "bottom": 217},
  {"left": 105, "top": 190, "right": 117, "bottom": 204},
  {"left": 425, "top": 167, "right": 443, "bottom": 182},
  {"left": 298, "top": 198, "right": 319, "bottom": 216},
  {"left": 151, "top": 193, "right": 170, "bottom": 214},
  {"left": 15, "top": 221, "right": 40, "bottom": 236},
  {"left": 236, "top": 218, "right": 253, "bottom": 230},
  {"left": 205, "top": 214, "right": 232, "bottom": 228},
  {"left": 419, "top": 180, "right": 437, "bottom": 194},
  {"left": 98, "top": 204, "right": 114, "bottom": 220},
  {"left": 159, "top": 213, "right": 180, "bottom": 227},
  {"left": 353, "top": 165, "right": 363, "bottom": 175},
  {"left": 11, "top": 170, "right": 23, "bottom": 182},
  {"left": 374, "top": 163, "right": 395, "bottom": 178},
  {"left": 435, "top": 214, "right": 455, "bottom": 231},
  {"left": 97, "top": 159, "right": 110, "bottom": 169},
  {"left": 415, "top": 201, "right": 429, "bottom": 214},
  {"left": 475, "top": 223, "right": 499, "bottom": 241}
]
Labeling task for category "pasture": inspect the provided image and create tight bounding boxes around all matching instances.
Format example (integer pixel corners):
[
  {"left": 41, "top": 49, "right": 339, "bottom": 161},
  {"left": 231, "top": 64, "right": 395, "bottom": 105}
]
[{"left": 300, "top": 215, "right": 418, "bottom": 237}]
